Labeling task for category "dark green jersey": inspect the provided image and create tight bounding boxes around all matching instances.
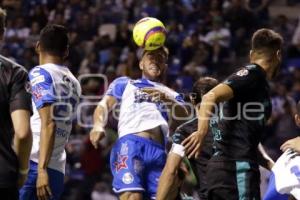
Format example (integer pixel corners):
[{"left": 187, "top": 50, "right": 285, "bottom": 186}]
[{"left": 214, "top": 64, "right": 272, "bottom": 162}]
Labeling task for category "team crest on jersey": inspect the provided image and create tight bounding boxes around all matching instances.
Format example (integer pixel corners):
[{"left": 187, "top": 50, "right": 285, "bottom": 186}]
[
  {"left": 122, "top": 172, "right": 134, "bottom": 184},
  {"left": 114, "top": 153, "right": 128, "bottom": 172},
  {"left": 236, "top": 69, "right": 249, "bottom": 76}
]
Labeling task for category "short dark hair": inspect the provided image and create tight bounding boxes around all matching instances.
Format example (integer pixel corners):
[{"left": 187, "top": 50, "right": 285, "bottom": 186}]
[
  {"left": 0, "top": 8, "right": 6, "bottom": 35},
  {"left": 191, "top": 77, "right": 219, "bottom": 104},
  {"left": 142, "top": 46, "right": 169, "bottom": 61},
  {"left": 39, "top": 24, "right": 68, "bottom": 57},
  {"left": 251, "top": 28, "right": 283, "bottom": 55}
]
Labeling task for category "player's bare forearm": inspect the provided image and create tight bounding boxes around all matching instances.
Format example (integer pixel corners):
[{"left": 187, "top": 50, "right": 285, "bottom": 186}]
[
  {"left": 92, "top": 104, "right": 107, "bottom": 130},
  {"left": 12, "top": 110, "right": 32, "bottom": 171},
  {"left": 257, "top": 143, "right": 274, "bottom": 170},
  {"left": 90, "top": 96, "right": 117, "bottom": 149},
  {"left": 92, "top": 95, "right": 116, "bottom": 131},
  {"left": 156, "top": 153, "right": 183, "bottom": 200},
  {"left": 183, "top": 84, "right": 234, "bottom": 158},
  {"left": 38, "top": 106, "right": 56, "bottom": 171},
  {"left": 198, "top": 84, "right": 234, "bottom": 132}
]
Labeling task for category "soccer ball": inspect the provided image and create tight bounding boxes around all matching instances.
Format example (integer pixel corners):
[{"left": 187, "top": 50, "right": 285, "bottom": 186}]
[{"left": 133, "top": 17, "right": 166, "bottom": 51}]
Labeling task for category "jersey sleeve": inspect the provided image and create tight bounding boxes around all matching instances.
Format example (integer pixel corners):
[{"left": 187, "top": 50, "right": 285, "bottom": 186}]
[
  {"left": 223, "top": 67, "right": 261, "bottom": 97},
  {"left": 105, "top": 76, "right": 129, "bottom": 102},
  {"left": 29, "top": 67, "right": 56, "bottom": 109},
  {"left": 175, "top": 93, "right": 185, "bottom": 104},
  {"left": 9, "top": 67, "right": 32, "bottom": 114}
]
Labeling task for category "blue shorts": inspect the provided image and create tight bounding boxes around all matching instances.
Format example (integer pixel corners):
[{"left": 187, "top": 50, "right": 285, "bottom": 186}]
[
  {"left": 263, "top": 173, "right": 288, "bottom": 200},
  {"left": 19, "top": 161, "right": 64, "bottom": 200},
  {"left": 110, "top": 134, "right": 166, "bottom": 199}
]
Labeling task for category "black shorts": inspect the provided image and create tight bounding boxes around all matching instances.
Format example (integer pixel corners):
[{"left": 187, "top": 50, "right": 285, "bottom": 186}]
[{"left": 206, "top": 159, "right": 261, "bottom": 200}]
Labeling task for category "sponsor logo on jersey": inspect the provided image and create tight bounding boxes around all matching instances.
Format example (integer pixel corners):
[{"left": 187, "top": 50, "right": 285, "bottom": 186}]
[
  {"left": 31, "top": 75, "right": 45, "bottom": 86},
  {"left": 32, "top": 85, "right": 43, "bottom": 100},
  {"left": 236, "top": 69, "right": 249, "bottom": 76}
]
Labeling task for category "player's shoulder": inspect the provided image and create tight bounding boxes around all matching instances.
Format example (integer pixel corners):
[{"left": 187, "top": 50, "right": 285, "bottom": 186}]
[
  {"left": 29, "top": 65, "right": 52, "bottom": 85},
  {"left": 0, "top": 55, "right": 27, "bottom": 76},
  {"left": 112, "top": 76, "right": 131, "bottom": 85},
  {"left": 233, "top": 64, "right": 263, "bottom": 77}
]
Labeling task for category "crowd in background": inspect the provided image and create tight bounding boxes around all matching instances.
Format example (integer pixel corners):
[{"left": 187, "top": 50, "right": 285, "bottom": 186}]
[{"left": 1, "top": 0, "right": 300, "bottom": 199}]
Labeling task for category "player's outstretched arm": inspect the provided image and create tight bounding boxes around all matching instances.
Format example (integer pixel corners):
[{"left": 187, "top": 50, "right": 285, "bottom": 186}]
[
  {"left": 10, "top": 67, "right": 33, "bottom": 188},
  {"left": 90, "top": 95, "right": 117, "bottom": 149},
  {"left": 12, "top": 110, "right": 32, "bottom": 188},
  {"left": 37, "top": 105, "right": 55, "bottom": 200},
  {"left": 183, "top": 83, "right": 234, "bottom": 159},
  {"left": 156, "top": 144, "right": 186, "bottom": 200},
  {"left": 141, "top": 87, "right": 189, "bottom": 128}
]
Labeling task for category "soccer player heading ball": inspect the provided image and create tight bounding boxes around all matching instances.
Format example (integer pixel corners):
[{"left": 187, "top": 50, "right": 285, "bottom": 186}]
[{"left": 90, "top": 17, "right": 187, "bottom": 200}]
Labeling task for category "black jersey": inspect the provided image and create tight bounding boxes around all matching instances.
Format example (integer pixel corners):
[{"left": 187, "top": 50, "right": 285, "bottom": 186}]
[
  {"left": 213, "top": 64, "right": 271, "bottom": 163},
  {"left": 0, "top": 55, "right": 32, "bottom": 187},
  {"left": 172, "top": 116, "right": 218, "bottom": 200}
]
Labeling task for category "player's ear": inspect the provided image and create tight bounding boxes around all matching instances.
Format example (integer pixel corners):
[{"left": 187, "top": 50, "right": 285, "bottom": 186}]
[
  {"left": 295, "top": 114, "right": 300, "bottom": 127},
  {"left": 249, "top": 50, "right": 253, "bottom": 59},
  {"left": 35, "top": 41, "right": 40, "bottom": 54},
  {"left": 276, "top": 49, "right": 282, "bottom": 61},
  {"left": 189, "top": 94, "right": 195, "bottom": 105},
  {"left": 139, "top": 60, "right": 144, "bottom": 70}
]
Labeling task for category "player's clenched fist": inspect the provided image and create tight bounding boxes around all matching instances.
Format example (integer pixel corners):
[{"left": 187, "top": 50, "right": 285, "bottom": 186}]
[{"left": 89, "top": 127, "right": 105, "bottom": 149}]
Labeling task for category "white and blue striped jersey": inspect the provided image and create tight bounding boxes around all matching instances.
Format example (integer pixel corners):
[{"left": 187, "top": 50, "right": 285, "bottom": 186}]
[
  {"left": 106, "top": 76, "right": 184, "bottom": 138},
  {"left": 264, "top": 149, "right": 300, "bottom": 200},
  {"left": 29, "top": 63, "right": 81, "bottom": 174}
]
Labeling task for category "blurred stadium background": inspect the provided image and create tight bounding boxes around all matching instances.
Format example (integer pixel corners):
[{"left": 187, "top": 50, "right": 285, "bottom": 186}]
[{"left": 2, "top": 0, "right": 300, "bottom": 199}]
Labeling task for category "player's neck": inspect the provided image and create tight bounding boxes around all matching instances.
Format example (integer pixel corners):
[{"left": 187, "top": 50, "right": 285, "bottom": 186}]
[
  {"left": 142, "top": 74, "right": 159, "bottom": 82},
  {"left": 39, "top": 54, "right": 64, "bottom": 66},
  {"left": 251, "top": 58, "right": 272, "bottom": 79}
]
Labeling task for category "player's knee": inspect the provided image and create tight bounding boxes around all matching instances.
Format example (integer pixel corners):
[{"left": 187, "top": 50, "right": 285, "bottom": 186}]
[{"left": 119, "top": 192, "right": 143, "bottom": 200}]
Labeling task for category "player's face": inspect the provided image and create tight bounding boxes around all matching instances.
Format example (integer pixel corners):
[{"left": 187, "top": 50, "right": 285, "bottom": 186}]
[{"left": 140, "top": 50, "right": 167, "bottom": 81}]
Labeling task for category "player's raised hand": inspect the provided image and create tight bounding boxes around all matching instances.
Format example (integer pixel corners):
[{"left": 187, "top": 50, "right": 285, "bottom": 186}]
[
  {"left": 280, "top": 137, "right": 300, "bottom": 153},
  {"left": 181, "top": 131, "right": 202, "bottom": 159},
  {"left": 89, "top": 127, "right": 106, "bottom": 149},
  {"left": 182, "top": 121, "right": 209, "bottom": 159},
  {"left": 37, "top": 169, "right": 52, "bottom": 200}
]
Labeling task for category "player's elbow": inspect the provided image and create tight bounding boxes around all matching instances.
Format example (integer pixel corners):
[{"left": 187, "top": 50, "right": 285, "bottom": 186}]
[
  {"left": 15, "top": 127, "right": 32, "bottom": 140},
  {"left": 202, "top": 91, "right": 217, "bottom": 104},
  {"left": 42, "top": 120, "right": 56, "bottom": 135}
]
